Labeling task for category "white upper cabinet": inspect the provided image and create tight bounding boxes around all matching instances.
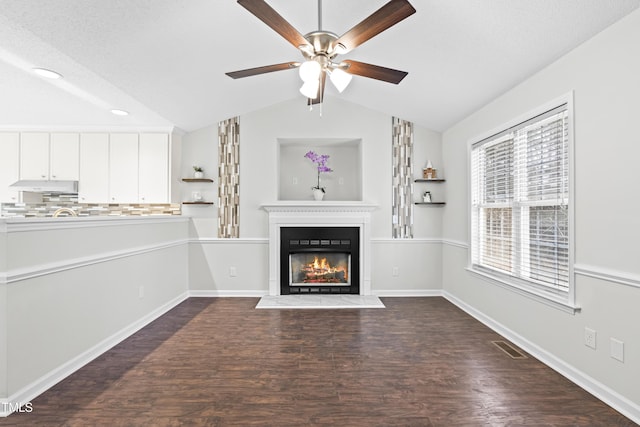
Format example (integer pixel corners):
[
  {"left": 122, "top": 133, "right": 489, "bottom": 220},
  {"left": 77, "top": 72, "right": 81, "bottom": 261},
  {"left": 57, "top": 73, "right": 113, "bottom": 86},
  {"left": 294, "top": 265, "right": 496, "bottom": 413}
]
[
  {"left": 0, "top": 132, "right": 20, "bottom": 203},
  {"left": 10, "top": 130, "right": 175, "bottom": 204},
  {"left": 19, "top": 133, "right": 49, "bottom": 180},
  {"left": 109, "top": 133, "right": 139, "bottom": 203},
  {"left": 139, "top": 133, "right": 169, "bottom": 203},
  {"left": 79, "top": 133, "right": 110, "bottom": 203},
  {"left": 50, "top": 133, "right": 80, "bottom": 180},
  {"left": 19, "top": 132, "right": 79, "bottom": 180}
]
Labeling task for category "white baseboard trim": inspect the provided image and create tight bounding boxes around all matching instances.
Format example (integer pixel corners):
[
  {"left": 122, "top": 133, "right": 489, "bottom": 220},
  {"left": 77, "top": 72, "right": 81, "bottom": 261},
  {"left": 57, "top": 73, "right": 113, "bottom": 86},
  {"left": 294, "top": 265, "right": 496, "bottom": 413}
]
[
  {"left": 188, "top": 290, "right": 268, "bottom": 297},
  {"left": 442, "top": 291, "right": 640, "bottom": 425},
  {"left": 0, "top": 291, "right": 189, "bottom": 417},
  {"left": 374, "top": 289, "right": 444, "bottom": 297}
]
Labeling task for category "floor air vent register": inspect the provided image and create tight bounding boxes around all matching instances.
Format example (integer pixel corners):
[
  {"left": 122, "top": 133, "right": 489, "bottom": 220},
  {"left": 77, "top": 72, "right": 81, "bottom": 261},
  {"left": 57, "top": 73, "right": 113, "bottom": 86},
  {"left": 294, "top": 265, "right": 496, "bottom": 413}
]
[{"left": 492, "top": 341, "right": 528, "bottom": 359}]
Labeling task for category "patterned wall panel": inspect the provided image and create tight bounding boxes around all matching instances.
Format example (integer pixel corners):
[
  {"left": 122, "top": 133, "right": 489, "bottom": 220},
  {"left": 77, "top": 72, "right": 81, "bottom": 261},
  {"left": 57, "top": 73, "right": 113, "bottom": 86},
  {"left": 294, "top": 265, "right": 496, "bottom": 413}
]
[
  {"left": 392, "top": 117, "right": 414, "bottom": 239},
  {"left": 1, "top": 193, "right": 180, "bottom": 217},
  {"left": 218, "top": 117, "right": 241, "bottom": 238}
]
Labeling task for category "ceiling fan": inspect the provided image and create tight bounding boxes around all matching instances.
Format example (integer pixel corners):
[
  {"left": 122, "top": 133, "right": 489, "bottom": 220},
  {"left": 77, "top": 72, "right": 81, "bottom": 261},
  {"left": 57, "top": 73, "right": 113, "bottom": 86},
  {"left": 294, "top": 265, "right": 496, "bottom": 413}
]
[{"left": 226, "top": 0, "right": 416, "bottom": 105}]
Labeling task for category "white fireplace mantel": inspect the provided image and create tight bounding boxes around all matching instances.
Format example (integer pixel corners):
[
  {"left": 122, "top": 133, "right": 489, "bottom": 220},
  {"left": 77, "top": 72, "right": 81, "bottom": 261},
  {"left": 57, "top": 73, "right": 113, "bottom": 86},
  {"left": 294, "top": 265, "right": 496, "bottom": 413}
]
[{"left": 262, "top": 202, "right": 377, "bottom": 296}]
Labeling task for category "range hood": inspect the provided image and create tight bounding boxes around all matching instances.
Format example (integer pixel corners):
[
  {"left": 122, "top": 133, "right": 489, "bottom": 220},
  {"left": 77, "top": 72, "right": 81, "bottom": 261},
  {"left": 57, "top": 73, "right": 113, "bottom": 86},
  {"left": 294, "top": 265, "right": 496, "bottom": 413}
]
[{"left": 9, "top": 180, "right": 78, "bottom": 193}]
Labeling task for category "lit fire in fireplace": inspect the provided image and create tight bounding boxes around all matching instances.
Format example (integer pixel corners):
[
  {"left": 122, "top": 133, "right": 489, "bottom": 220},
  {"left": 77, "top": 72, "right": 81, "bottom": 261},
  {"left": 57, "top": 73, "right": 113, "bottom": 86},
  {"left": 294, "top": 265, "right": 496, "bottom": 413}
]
[{"left": 298, "top": 255, "right": 348, "bottom": 283}]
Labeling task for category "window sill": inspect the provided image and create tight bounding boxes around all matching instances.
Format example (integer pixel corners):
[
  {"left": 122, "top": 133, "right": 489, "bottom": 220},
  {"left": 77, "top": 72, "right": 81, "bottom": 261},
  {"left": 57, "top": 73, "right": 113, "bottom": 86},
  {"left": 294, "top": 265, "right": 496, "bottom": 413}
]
[{"left": 465, "top": 267, "right": 580, "bottom": 314}]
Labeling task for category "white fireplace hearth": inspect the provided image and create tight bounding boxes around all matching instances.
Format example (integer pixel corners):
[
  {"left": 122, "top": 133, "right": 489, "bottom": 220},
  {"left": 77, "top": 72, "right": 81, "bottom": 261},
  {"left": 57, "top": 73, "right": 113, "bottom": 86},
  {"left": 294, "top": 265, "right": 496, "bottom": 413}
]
[{"left": 262, "top": 202, "right": 377, "bottom": 296}]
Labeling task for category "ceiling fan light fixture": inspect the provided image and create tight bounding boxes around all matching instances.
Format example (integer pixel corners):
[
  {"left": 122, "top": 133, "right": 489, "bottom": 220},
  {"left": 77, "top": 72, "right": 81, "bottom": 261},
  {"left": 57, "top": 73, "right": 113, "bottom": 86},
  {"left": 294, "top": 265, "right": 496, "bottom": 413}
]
[
  {"left": 329, "top": 67, "right": 352, "bottom": 93},
  {"left": 300, "top": 79, "right": 320, "bottom": 98},
  {"left": 333, "top": 43, "right": 348, "bottom": 55},
  {"left": 299, "top": 59, "right": 321, "bottom": 83}
]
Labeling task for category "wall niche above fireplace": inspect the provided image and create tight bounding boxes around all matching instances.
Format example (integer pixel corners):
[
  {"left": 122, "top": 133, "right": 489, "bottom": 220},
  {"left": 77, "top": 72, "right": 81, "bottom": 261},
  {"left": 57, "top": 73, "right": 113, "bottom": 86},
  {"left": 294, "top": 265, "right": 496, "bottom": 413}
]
[{"left": 277, "top": 138, "right": 362, "bottom": 201}]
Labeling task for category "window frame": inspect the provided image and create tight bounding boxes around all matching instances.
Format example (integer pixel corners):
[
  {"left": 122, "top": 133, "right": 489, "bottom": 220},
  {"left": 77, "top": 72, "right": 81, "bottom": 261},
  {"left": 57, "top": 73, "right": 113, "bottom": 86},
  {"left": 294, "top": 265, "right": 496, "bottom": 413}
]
[{"left": 467, "top": 93, "right": 577, "bottom": 312}]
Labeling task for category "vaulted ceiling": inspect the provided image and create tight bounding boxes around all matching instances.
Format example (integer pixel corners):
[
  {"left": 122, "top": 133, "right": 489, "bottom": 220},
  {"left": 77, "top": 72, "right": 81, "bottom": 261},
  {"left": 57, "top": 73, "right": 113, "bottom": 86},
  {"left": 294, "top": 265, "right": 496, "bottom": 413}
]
[{"left": 1, "top": 0, "right": 638, "bottom": 133}]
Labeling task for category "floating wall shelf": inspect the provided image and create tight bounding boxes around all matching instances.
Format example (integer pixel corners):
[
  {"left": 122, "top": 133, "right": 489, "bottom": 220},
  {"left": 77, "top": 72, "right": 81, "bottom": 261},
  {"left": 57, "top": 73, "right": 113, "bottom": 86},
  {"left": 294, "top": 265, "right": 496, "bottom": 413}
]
[
  {"left": 415, "top": 178, "right": 446, "bottom": 204},
  {"left": 414, "top": 178, "right": 445, "bottom": 183},
  {"left": 182, "top": 178, "right": 214, "bottom": 183},
  {"left": 182, "top": 201, "right": 214, "bottom": 205}
]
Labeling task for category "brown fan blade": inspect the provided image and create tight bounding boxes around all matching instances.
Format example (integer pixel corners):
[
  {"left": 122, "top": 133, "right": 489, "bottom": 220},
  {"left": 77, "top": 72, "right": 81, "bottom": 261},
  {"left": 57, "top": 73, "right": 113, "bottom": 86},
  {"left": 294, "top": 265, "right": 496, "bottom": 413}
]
[
  {"left": 335, "top": 0, "right": 416, "bottom": 54},
  {"left": 237, "top": 0, "right": 312, "bottom": 50},
  {"left": 226, "top": 62, "right": 299, "bottom": 79},
  {"left": 308, "top": 72, "right": 327, "bottom": 105},
  {"left": 343, "top": 60, "right": 408, "bottom": 84}
]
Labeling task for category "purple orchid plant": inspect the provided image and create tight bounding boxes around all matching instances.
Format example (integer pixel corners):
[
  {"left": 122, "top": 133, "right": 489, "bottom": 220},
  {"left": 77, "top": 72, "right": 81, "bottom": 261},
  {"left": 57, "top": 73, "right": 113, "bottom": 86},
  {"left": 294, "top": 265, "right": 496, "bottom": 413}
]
[{"left": 304, "top": 150, "right": 333, "bottom": 193}]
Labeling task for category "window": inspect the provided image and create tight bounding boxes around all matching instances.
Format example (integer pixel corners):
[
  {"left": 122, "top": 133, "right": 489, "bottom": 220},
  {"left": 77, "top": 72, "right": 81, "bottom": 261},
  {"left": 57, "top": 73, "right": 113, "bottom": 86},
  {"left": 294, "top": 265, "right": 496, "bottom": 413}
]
[{"left": 471, "top": 103, "right": 571, "bottom": 300}]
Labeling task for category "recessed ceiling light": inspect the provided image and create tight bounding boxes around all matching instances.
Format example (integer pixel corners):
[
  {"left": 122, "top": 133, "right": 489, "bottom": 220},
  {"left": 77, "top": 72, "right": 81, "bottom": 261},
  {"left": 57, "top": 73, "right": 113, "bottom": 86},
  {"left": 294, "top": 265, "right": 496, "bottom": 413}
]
[
  {"left": 32, "top": 68, "right": 63, "bottom": 79},
  {"left": 110, "top": 109, "right": 129, "bottom": 116}
]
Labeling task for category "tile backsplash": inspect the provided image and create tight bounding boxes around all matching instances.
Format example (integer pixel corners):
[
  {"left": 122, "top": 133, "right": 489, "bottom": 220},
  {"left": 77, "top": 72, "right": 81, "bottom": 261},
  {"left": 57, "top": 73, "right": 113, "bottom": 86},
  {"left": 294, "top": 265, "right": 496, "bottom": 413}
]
[{"left": 1, "top": 193, "right": 181, "bottom": 218}]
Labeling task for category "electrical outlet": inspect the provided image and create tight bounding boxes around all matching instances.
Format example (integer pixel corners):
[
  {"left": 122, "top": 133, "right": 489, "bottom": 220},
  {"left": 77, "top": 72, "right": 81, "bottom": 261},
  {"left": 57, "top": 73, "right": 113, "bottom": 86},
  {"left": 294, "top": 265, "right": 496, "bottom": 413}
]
[
  {"left": 610, "top": 338, "right": 624, "bottom": 362},
  {"left": 229, "top": 266, "right": 237, "bottom": 277},
  {"left": 292, "top": 177, "right": 298, "bottom": 185},
  {"left": 138, "top": 285, "right": 144, "bottom": 299},
  {"left": 338, "top": 177, "right": 344, "bottom": 185},
  {"left": 392, "top": 267, "right": 399, "bottom": 277},
  {"left": 584, "top": 327, "right": 596, "bottom": 349}
]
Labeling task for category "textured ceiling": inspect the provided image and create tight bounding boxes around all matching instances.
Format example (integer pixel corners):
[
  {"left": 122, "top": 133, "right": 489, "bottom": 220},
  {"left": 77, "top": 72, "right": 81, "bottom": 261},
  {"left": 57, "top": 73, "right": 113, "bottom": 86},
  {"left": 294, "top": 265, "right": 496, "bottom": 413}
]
[{"left": 0, "top": 0, "right": 638, "bottom": 132}]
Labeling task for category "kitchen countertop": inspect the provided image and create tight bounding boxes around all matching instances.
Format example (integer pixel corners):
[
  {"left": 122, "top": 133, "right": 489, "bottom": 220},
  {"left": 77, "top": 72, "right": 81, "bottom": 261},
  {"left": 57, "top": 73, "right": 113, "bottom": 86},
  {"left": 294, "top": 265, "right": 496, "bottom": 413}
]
[{"left": 0, "top": 214, "right": 188, "bottom": 231}]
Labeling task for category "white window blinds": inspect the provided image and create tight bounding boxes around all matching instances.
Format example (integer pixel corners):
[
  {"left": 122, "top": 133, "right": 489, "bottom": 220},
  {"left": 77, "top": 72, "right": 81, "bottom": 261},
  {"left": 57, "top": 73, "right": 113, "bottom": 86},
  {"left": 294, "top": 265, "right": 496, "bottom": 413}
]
[{"left": 471, "top": 105, "right": 570, "bottom": 292}]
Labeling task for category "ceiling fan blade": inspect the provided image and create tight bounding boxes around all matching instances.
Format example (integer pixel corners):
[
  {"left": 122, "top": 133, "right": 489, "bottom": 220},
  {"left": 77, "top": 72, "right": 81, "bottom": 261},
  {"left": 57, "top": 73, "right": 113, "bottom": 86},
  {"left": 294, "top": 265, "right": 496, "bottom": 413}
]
[
  {"left": 237, "top": 0, "right": 312, "bottom": 50},
  {"left": 308, "top": 72, "right": 327, "bottom": 105},
  {"left": 335, "top": 0, "right": 416, "bottom": 54},
  {"left": 226, "top": 62, "right": 299, "bottom": 79},
  {"left": 343, "top": 60, "right": 408, "bottom": 84}
]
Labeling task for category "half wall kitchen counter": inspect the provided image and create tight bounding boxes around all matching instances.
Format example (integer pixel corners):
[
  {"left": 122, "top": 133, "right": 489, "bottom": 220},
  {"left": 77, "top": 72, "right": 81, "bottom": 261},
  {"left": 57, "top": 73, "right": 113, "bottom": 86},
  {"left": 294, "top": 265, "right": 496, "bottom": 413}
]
[{"left": 0, "top": 215, "right": 190, "bottom": 416}]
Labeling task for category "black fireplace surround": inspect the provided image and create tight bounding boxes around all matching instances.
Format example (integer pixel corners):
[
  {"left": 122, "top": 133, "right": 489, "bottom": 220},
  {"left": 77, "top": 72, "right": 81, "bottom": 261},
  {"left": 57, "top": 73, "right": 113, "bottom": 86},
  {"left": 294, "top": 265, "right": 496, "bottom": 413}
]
[{"left": 280, "top": 226, "right": 360, "bottom": 295}]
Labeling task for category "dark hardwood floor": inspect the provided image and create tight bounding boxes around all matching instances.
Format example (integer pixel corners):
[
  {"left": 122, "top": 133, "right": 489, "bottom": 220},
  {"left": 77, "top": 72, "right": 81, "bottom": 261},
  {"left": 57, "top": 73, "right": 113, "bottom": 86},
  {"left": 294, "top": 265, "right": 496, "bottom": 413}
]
[{"left": 1, "top": 297, "right": 635, "bottom": 426}]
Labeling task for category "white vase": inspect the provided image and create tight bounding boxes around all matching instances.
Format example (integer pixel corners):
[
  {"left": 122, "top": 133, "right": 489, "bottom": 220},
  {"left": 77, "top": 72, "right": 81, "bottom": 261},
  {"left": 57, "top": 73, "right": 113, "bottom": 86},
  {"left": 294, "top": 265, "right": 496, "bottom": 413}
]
[
  {"left": 312, "top": 188, "right": 325, "bottom": 201},
  {"left": 194, "top": 171, "right": 204, "bottom": 179}
]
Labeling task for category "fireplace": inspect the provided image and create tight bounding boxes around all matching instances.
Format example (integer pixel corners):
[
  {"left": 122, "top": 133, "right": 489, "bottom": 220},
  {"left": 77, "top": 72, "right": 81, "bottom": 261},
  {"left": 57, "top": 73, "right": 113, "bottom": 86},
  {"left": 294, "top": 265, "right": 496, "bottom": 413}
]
[
  {"left": 281, "top": 227, "right": 359, "bottom": 294},
  {"left": 262, "top": 202, "right": 376, "bottom": 296}
]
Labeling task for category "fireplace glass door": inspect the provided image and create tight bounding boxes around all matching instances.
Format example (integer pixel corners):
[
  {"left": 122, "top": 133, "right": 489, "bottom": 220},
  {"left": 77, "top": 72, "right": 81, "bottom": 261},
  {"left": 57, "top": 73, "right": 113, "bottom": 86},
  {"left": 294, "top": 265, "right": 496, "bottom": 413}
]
[
  {"left": 280, "top": 226, "right": 359, "bottom": 294},
  {"left": 290, "top": 253, "right": 350, "bottom": 286}
]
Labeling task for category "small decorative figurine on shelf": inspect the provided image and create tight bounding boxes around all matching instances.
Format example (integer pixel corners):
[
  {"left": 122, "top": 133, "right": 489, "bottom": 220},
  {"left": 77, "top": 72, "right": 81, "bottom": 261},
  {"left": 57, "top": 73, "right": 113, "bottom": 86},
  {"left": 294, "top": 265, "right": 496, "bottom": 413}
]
[
  {"left": 422, "top": 160, "right": 437, "bottom": 179},
  {"left": 423, "top": 191, "right": 432, "bottom": 203}
]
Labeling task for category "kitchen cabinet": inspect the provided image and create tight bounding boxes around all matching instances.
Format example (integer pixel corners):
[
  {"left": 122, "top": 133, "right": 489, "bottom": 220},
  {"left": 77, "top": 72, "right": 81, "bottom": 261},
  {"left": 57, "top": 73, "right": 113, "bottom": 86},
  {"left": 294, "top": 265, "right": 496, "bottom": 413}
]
[
  {"left": 109, "top": 133, "right": 139, "bottom": 203},
  {"left": 19, "top": 132, "right": 79, "bottom": 180},
  {"left": 50, "top": 133, "right": 80, "bottom": 180},
  {"left": 79, "top": 133, "right": 110, "bottom": 203},
  {"left": 19, "top": 133, "right": 49, "bottom": 180},
  {"left": 0, "top": 132, "right": 20, "bottom": 203},
  {"left": 139, "top": 133, "right": 169, "bottom": 202}
]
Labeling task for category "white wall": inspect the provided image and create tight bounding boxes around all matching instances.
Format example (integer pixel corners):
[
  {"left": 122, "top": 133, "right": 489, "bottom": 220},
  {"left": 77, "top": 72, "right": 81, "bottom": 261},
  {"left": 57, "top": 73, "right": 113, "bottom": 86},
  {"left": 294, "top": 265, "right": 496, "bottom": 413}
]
[
  {"left": 180, "top": 125, "right": 218, "bottom": 226},
  {"left": 278, "top": 139, "right": 362, "bottom": 201},
  {"left": 240, "top": 96, "right": 394, "bottom": 238},
  {"left": 442, "top": 8, "right": 640, "bottom": 419},
  {"left": 181, "top": 96, "right": 444, "bottom": 295},
  {"left": 0, "top": 217, "right": 189, "bottom": 409}
]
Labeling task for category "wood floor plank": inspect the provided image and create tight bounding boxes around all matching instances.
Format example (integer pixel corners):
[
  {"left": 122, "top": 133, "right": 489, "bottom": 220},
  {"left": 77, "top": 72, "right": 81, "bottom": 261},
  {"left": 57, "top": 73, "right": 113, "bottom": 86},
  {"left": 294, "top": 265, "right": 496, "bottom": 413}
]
[{"left": 1, "top": 297, "right": 635, "bottom": 426}]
